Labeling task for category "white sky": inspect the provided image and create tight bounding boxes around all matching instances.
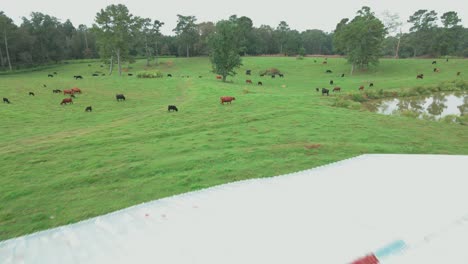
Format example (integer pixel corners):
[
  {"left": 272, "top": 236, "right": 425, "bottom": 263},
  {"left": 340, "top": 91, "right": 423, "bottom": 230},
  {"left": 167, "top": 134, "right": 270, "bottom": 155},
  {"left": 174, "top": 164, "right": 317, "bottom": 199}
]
[{"left": 2, "top": 0, "right": 467, "bottom": 35}]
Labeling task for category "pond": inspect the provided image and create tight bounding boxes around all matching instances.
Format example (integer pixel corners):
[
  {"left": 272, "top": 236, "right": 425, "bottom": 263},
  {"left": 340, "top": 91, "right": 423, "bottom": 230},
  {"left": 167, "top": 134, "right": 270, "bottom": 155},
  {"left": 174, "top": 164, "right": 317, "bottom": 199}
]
[{"left": 366, "top": 92, "right": 467, "bottom": 120}]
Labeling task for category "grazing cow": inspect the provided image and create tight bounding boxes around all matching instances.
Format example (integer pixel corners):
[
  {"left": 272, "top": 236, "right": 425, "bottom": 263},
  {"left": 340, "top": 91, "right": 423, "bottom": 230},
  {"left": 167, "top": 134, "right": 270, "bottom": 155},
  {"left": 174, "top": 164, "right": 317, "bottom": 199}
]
[
  {"left": 29, "top": 92, "right": 35, "bottom": 96},
  {"left": 341, "top": 73, "right": 345, "bottom": 77},
  {"left": 116, "top": 94, "right": 126, "bottom": 101},
  {"left": 369, "top": 82, "right": 374, "bottom": 87},
  {"left": 63, "top": 89, "right": 74, "bottom": 95},
  {"left": 71, "top": 87, "right": 82, "bottom": 93},
  {"left": 457, "top": 72, "right": 461, "bottom": 76},
  {"left": 3, "top": 98, "right": 11, "bottom": 103},
  {"left": 48, "top": 74, "right": 53, "bottom": 77},
  {"left": 74, "top": 75, "right": 83, "bottom": 80},
  {"left": 246, "top": 70, "right": 251, "bottom": 75},
  {"left": 220, "top": 96, "right": 235, "bottom": 104},
  {"left": 257, "top": 81, "right": 263, "bottom": 86},
  {"left": 168, "top": 105, "right": 178, "bottom": 112},
  {"left": 271, "top": 75, "right": 276, "bottom": 78},
  {"left": 61, "top": 98, "right": 73, "bottom": 105},
  {"left": 92, "top": 73, "right": 99, "bottom": 76},
  {"left": 216, "top": 75, "right": 222, "bottom": 79},
  {"left": 321, "top": 88, "right": 329, "bottom": 96},
  {"left": 432, "top": 60, "right": 437, "bottom": 64},
  {"left": 417, "top": 74, "right": 424, "bottom": 79},
  {"left": 359, "top": 86, "right": 364, "bottom": 91},
  {"left": 279, "top": 73, "right": 284, "bottom": 78},
  {"left": 330, "top": 80, "right": 334, "bottom": 85},
  {"left": 53, "top": 89, "right": 61, "bottom": 93},
  {"left": 434, "top": 68, "right": 440, "bottom": 73},
  {"left": 322, "top": 61, "right": 327, "bottom": 64},
  {"left": 128, "top": 73, "right": 133, "bottom": 76},
  {"left": 333, "top": 87, "right": 341, "bottom": 92},
  {"left": 43, "top": 84, "right": 47, "bottom": 87},
  {"left": 326, "top": 70, "right": 332, "bottom": 73},
  {"left": 70, "top": 94, "right": 76, "bottom": 98},
  {"left": 246, "top": 79, "right": 253, "bottom": 84},
  {"left": 167, "top": 74, "right": 172, "bottom": 77},
  {"left": 85, "top": 106, "right": 92, "bottom": 112},
  {"left": 53, "top": 72, "right": 57, "bottom": 75},
  {"left": 316, "top": 88, "right": 319, "bottom": 92},
  {"left": 260, "top": 73, "right": 265, "bottom": 77}
]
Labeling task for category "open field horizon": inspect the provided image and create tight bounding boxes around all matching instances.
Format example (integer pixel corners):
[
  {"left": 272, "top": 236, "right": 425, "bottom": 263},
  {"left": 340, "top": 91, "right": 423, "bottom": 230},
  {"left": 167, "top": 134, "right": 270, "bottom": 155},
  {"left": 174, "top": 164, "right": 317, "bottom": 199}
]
[{"left": 1, "top": 57, "right": 467, "bottom": 240}]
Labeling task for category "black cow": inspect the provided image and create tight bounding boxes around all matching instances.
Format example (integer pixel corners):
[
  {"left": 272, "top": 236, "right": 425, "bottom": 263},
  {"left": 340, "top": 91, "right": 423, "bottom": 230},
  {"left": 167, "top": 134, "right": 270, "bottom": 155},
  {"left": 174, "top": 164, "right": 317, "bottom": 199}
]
[
  {"left": 341, "top": 73, "right": 345, "bottom": 77},
  {"left": 3, "top": 98, "right": 11, "bottom": 103},
  {"left": 29, "top": 92, "right": 35, "bottom": 96},
  {"left": 70, "top": 94, "right": 76, "bottom": 98},
  {"left": 457, "top": 72, "right": 461, "bottom": 76},
  {"left": 74, "top": 75, "right": 83, "bottom": 80},
  {"left": 326, "top": 70, "right": 332, "bottom": 73},
  {"left": 322, "top": 88, "right": 329, "bottom": 96},
  {"left": 432, "top": 61, "right": 437, "bottom": 64},
  {"left": 128, "top": 73, "right": 133, "bottom": 76},
  {"left": 369, "top": 83, "right": 374, "bottom": 87},
  {"left": 43, "top": 84, "right": 47, "bottom": 87},
  {"left": 167, "top": 74, "right": 172, "bottom": 77},
  {"left": 260, "top": 73, "right": 265, "bottom": 77},
  {"left": 271, "top": 75, "right": 276, "bottom": 78},
  {"left": 316, "top": 88, "right": 319, "bottom": 92},
  {"left": 417, "top": 74, "right": 424, "bottom": 79},
  {"left": 278, "top": 73, "right": 284, "bottom": 78},
  {"left": 330, "top": 80, "right": 334, "bottom": 85},
  {"left": 168, "top": 105, "right": 178, "bottom": 112},
  {"left": 85, "top": 106, "right": 92, "bottom": 112},
  {"left": 53, "top": 89, "right": 62, "bottom": 93},
  {"left": 246, "top": 70, "right": 251, "bottom": 75},
  {"left": 258, "top": 81, "right": 263, "bottom": 86},
  {"left": 92, "top": 73, "right": 99, "bottom": 76},
  {"left": 116, "top": 94, "right": 126, "bottom": 101},
  {"left": 48, "top": 74, "right": 53, "bottom": 77}
]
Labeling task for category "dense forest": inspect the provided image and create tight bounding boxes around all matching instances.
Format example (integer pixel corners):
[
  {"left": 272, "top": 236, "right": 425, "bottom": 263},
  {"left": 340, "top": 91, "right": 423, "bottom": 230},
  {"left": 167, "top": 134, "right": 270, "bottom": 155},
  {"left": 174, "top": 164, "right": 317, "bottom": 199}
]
[{"left": 0, "top": 6, "right": 466, "bottom": 71}]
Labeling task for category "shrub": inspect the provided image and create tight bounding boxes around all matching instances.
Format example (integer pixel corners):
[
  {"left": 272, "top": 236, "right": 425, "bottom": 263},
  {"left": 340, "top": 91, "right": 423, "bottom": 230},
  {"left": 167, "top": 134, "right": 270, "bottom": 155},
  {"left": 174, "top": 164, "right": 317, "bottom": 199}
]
[{"left": 137, "top": 71, "right": 164, "bottom": 78}]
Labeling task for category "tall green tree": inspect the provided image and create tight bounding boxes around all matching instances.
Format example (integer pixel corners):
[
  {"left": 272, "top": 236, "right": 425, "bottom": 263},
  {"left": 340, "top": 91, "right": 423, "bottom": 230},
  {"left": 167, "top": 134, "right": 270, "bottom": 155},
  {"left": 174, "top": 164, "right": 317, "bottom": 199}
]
[
  {"left": 407, "top": 9, "right": 438, "bottom": 56},
  {"left": 333, "top": 6, "right": 386, "bottom": 72},
  {"left": 208, "top": 20, "right": 242, "bottom": 82},
  {"left": 0, "top": 11, "right": 15, "bottom": 70},
  {"left": 173, "top": 15, "right": 197, "bottom": 57},
  {"left": 93, "top": 4, "right": 137, "bottom": 76},
  {"left": 276, "top": 21, "right": 290, "bottom": 54}
]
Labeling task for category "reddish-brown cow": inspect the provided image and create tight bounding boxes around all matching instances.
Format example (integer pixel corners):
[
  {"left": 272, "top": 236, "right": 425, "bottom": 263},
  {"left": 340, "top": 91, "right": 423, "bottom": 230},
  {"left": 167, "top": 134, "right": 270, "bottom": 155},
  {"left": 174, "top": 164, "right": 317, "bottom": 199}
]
[
  {"left": 63, "top": 89, "right": 74, "bottom": 95},
  {"left": 333, "top": 87, "right": 341, "bottom": 92},
  {"left": 220, "top": 96, "right": 235, "bottom": 104},
  {"left": 216, "top": 75, "right": 222, "bottom": 79},
  {"left": 359, "top": 86, "right": 364, "bottom": 91},
  {"left": 71, "top": 87, "right": 82, "bottom": 93},
  {"left": 61, "top": 98, "right": 73, "bottom": 105},
  {"left": 246, "top": 80, "right": 252, "bottom": 84}
]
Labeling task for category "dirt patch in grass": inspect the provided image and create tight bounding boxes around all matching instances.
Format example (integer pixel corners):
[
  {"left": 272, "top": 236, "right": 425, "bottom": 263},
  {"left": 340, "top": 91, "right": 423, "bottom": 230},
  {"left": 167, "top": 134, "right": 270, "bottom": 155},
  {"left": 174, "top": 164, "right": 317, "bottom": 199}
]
[{"left": 304, "top": 144, "right": 322, "bottom": 149}]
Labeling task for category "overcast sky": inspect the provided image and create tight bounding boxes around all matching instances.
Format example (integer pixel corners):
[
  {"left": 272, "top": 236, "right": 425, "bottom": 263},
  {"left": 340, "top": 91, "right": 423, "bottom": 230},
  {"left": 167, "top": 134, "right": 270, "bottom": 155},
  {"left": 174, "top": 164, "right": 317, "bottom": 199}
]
[{"left": 2, "top": 0, "right": 467, "bottom": 35}]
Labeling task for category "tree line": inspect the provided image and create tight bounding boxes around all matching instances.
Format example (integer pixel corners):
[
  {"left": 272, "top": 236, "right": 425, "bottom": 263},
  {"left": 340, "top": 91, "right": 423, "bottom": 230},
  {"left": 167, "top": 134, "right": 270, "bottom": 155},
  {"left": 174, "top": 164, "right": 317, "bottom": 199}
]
[{"left": 0, "top": 5, "right": 466, "bottom": 72}]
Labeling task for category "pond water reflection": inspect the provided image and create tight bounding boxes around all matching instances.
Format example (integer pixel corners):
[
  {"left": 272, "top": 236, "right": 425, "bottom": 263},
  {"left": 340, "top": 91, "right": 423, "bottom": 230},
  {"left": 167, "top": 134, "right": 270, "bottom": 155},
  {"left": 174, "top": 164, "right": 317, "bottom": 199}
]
[{"left": 368, "top": 92, "right": 467, "bottom": 119}]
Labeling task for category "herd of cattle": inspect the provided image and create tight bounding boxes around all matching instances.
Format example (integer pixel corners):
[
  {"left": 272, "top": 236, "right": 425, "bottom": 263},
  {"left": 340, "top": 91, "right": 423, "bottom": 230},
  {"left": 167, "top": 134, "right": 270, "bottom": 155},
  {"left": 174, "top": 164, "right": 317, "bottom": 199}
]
[{"left": 2, "top": 59, "right": 463, "bottom": 110}]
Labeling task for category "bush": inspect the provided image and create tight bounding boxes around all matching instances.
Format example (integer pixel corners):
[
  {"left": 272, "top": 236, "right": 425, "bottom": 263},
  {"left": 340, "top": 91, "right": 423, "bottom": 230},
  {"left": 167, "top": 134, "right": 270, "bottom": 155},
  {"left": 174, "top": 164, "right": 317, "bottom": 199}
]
[{"left": 137, "top": 71, "right": 164, "bottom": 78}]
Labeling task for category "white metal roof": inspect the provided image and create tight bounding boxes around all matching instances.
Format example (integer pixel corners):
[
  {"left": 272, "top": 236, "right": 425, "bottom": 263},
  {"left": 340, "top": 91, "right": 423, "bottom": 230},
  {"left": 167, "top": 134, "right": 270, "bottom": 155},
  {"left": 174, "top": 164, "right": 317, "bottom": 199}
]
[{"left": 1, "top": 154, "right": 467, "bottom": 264}]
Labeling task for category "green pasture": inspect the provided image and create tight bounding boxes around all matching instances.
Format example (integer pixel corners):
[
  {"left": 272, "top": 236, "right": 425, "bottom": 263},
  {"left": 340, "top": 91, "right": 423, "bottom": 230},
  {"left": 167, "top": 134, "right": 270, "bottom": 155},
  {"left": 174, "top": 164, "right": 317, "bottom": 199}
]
[{"left": 0, "top": 57, "right": 467, "bottom": 240}]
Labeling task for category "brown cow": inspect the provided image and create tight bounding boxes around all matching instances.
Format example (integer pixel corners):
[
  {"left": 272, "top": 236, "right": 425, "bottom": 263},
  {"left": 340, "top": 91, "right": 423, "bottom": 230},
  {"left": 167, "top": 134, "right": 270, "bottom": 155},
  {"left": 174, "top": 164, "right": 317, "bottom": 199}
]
[
  {"left": 333, "top": 87, "right": 341, "bottom": 92},
  {"left": 216, "top": 75, "right": 222, "bottom": 79},
  {"left": 359, "top": 86, "right": 364, "bottom": 91},
  {"left": 417, "top": 74, "right": 424, "bottom": 79},
  {"left": 71, "top": 87, "right": 82, "bottom": 93},
  {"left": 322, "top": 61, "right": 327, "bottom": 64},
  {"left": 246, "top": 80, "right": 252, "bottom": 84},
  {"left": 220, "top": 96, "right": 235, "bottom": 104},
  {"left": 61, "top": 98, "right": 73, "bottom": 105},
  {"left": 63, "top": 89, "right": 74, "bottom": 95}
]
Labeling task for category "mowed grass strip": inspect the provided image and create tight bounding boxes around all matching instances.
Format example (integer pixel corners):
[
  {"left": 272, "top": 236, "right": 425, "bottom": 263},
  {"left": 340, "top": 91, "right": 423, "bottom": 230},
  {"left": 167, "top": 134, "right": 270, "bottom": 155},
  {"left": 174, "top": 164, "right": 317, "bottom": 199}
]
[{"left": 0, "top": 57, "right": 467, "bottom": 240}]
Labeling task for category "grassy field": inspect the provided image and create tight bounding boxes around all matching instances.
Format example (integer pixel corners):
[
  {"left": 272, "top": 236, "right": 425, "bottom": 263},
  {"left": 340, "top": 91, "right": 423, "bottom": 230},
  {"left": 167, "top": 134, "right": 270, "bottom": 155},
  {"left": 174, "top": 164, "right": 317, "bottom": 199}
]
[{"left": 1, "top": 57, "right": 467, "bottom": 240}]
